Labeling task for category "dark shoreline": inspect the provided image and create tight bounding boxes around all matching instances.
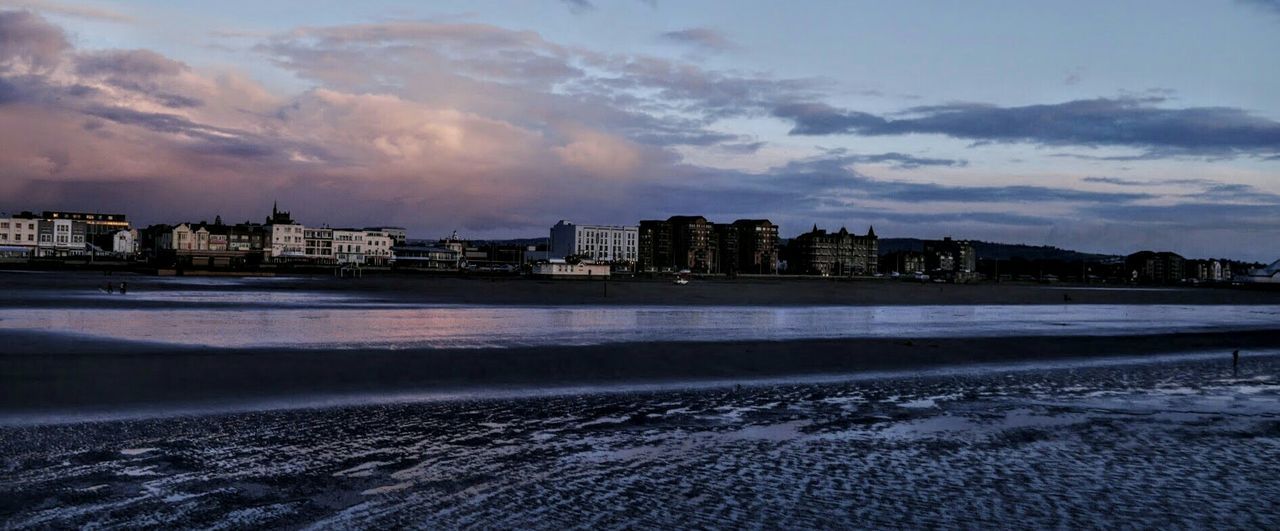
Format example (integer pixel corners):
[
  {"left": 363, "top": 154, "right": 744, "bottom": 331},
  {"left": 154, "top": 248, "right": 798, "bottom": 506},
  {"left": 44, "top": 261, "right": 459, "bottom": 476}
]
[{"left": 4, "top": 329, "right": 1277, "bottom": 416}]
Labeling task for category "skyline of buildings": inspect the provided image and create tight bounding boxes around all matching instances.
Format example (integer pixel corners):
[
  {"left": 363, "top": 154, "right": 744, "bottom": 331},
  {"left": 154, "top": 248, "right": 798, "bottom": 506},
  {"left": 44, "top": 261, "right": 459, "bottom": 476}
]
[{"left": 0, "top": 203, "right": 1274, "bottom": 284}]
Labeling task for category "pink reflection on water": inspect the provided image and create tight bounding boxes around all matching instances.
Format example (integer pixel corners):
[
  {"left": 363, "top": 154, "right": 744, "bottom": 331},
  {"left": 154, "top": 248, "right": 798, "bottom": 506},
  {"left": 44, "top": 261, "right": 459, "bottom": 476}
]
[{"left": 0, "top": 304, "right": 1278, "bottom": 349}]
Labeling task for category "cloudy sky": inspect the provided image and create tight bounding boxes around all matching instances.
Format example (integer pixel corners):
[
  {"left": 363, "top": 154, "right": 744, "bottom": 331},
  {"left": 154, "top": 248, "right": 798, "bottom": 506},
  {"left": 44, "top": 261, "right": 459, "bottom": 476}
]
[{"left": 1, "top": 0, "right": 1278, "bottom": 259}]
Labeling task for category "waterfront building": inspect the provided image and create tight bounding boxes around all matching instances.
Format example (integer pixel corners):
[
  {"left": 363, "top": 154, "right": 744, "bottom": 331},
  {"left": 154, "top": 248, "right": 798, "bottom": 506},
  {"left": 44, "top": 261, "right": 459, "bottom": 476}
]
[
  {"left": 788, "top": 225, "right": 878, "bottom": 276},
  {"left": 923, "top": 237, "right": 976, "bottom": 280},
  {"left": 266, "top": 203, "right": 306, "bottom": 260},
  {"left": 1, "top": 211, "right": 98, "bottom": 257},
  {"left": 43, "top": 211, "right": 129, "bottom": 250},
  {"left": 1125, "top": 251, "right": 1185, "bottom": 284},
  {"left": 363, "top": 229, "right": 395, "bottom": 266},
  {"left": 637, "top": 216, "right": 715, "bottom": 273},
  {"left": 162, "top": 223, "right": 196, "bottom": 251},
  {"left": 391, "top": 245, "right": 462, "bottom": 270},
  {"left": 0, "top": 213, "right": 40, "bottom": 249},
  {"left": 880, "top": 250, "right": 926, "bottom": 275},
  {"left": 669, "top": 215, "right": 716, "bottom": 274},
  {"left": 112, "top": 229, "right": 137, "bottom": 256},
  {"left": 713, "top": 223, "right": 738, "bottom": 274},
  {"left": 1185, "top": 259, "right": 1228, "bottom": 283},
  {"left": 364, "top": 227, "right": 407, "bottom": 246},
  {"left": 463, "top": 242, "right": 538, "bottom": 271},
  {"left": 36, "top": 217, "right": 88, "bottom": 257},
  {"left": 638, "top": 216, "right": 778, "bottom": 274},
  {"left": 731, "top": 219, "right": 779, "bottom": 274},
  {"left": 531, "top": 259, "right": 611, "bottom": 278},
  {"left": 304, "top": 227, "right": 335, "bottom": 264},
  {"left": 549, "top": 220, "right": 638, "bottom": 264},
  {"left": 332, "top": 229, "right": 367, "bottom": 265},
  {"left": 638, "top": 219, "right": 672, "bottom": 272},
  {"left": 228, "top": 222, "right": 268, "bottom": 254}
]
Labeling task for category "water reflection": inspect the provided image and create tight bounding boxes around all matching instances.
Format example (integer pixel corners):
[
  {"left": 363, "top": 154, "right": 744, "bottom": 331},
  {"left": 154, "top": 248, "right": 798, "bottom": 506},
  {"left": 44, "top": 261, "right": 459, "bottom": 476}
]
[{"left": 0, "top": 304, "right": 1277, "bottom": 350}]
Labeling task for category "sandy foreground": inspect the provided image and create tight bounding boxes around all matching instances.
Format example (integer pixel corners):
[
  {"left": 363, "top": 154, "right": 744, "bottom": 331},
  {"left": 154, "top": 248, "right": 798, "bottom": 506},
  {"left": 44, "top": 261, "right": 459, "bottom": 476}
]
[{"left": 3, "top": 353, "right": 1277, "bottom": 528}]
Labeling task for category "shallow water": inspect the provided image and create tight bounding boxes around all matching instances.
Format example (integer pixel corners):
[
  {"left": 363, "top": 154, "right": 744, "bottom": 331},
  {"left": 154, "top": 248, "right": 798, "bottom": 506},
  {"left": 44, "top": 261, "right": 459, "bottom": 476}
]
[{"left": 1, "top": 303, "right": 1277, "bottom": 349}]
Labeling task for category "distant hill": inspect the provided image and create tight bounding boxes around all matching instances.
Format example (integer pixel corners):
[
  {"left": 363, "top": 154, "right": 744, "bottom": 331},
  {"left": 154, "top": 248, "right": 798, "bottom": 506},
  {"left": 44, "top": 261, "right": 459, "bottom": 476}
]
[{"left": 878, "top": 238, "right": 1121, "bottom": 262}]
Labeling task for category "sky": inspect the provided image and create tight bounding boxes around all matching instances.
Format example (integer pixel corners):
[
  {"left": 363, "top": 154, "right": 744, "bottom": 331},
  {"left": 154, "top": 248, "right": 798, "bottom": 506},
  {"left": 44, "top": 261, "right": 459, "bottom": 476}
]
[{"left": 0, "top": 0, "right": 1278, "bottom": 260}]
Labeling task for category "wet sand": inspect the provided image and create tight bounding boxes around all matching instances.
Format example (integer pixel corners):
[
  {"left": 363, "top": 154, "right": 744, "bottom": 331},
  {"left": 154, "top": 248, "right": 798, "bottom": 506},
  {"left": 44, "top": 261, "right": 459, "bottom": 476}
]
[
  {"left": 4, "top": 353, "right": 1277, "bottom": 528},
  {"left": 5, "top": 329, "right": 1278, "bottom": 415}
]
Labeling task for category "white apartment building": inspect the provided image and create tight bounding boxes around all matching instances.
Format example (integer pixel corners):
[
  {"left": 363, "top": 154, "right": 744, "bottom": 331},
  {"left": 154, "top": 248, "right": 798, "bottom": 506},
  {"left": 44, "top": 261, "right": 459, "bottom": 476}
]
[
  {"left": 332, "top": 229, "right": 367, "bottom": 265},
  {"left": 364, "top": 226, "right": 407, "bottom": 246},
  {"left": 549, "top": 220, "right": 637, "bottom": 263},
  {"left": 331, "top": 229, "right": 396, "bottom": 266},
  {"left": 269, "top": 223, "right": 307, "bottom": 259},
  {"left": 0, "top": 217, "right": 40, "bottom": 248},
  {"left": 36, "top": 218, "right": 87, "bottom": 256},
  {"left": 304, "top": 227, "right": 335, "bottom": 263},
  {"left": 363, "top": 230, "right": 395, "bottom": 266}
]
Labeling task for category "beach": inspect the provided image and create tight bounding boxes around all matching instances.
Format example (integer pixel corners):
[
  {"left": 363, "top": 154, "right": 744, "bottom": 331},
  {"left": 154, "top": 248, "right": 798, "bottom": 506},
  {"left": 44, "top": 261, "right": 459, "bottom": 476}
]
[
  {"left": 3, "top": 271, "right": 1280, "bottom": 527},
  {"left": 3, "top": 352, "right": 1278, "bottom": 528}
]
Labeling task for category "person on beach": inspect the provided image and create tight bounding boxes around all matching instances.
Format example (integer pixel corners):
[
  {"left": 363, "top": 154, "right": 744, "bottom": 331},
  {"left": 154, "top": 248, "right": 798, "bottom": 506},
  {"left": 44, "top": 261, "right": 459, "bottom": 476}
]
[
  {"left": 1233, "top": 349, "right": 1240, "bottom": 377},
  {"left": 119, "top": 282, "right": 128, "bottom": 295}
]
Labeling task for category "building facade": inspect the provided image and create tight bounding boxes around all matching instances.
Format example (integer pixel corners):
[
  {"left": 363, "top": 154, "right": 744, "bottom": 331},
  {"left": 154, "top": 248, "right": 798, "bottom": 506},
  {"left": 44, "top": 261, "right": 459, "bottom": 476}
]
[
  {"left": 638, "top": 216, "right": 778, "bottom": 274},
  {"left": 549, "top": 220, "right": 638, "bottom": 264},
  {"left": 731, "top": 219, "right": 779, "bottom": 274},
  {"left": 923, "top": 237, "right": 977, "bottom": 280},
  {"left": 36, "top": 218, "right": 88, "bottom": 257},
  {"left": 531, "top": 260, "right": 611, "bottom": 278},
  {"left": 332, "top": 229, "right": 367, "bottom": 265},
  {"left": 365, "top": 227, "right": 407, "bottom": 246},
  {"left": 880, "top": 251, "right": 926, "bottom": 275},
  {"left": 391, "top": 245, "right": 462, "bottom": 270},
  {"left": 1125, "top": 251, "right": 1186, "bottom": 284},
  {"left": 265, "top": 204, "right": 306, "bottom": 260},
  {"left": 787, "top": 225, "right": 878, "bottom": 276},
  {"left": 0, "top": 214, "right": 40, "bottom": 249},
  {"left": 363, "top": 230, "right": 395, "bottom": 266},
  {"left": 112, "top": 229, "right": 137, "bottom": 255},
  {"left": 43, "top": 211, "right": 128, "bottom": 250},
  {"left": 1, "top": 212, "right": 108, "bottom": 257},
  {"left": 304, "top": 228, "right": 335, "bottom": 263},
  {"left": 638, "top": 219, "right": 673, "bottom": 272}
]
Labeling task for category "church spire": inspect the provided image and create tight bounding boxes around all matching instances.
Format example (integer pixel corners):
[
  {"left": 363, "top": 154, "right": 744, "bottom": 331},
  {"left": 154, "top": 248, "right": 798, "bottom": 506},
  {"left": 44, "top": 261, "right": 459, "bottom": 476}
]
[{"left": 867, "top": 225, "right": 876, "bottom": 238}]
